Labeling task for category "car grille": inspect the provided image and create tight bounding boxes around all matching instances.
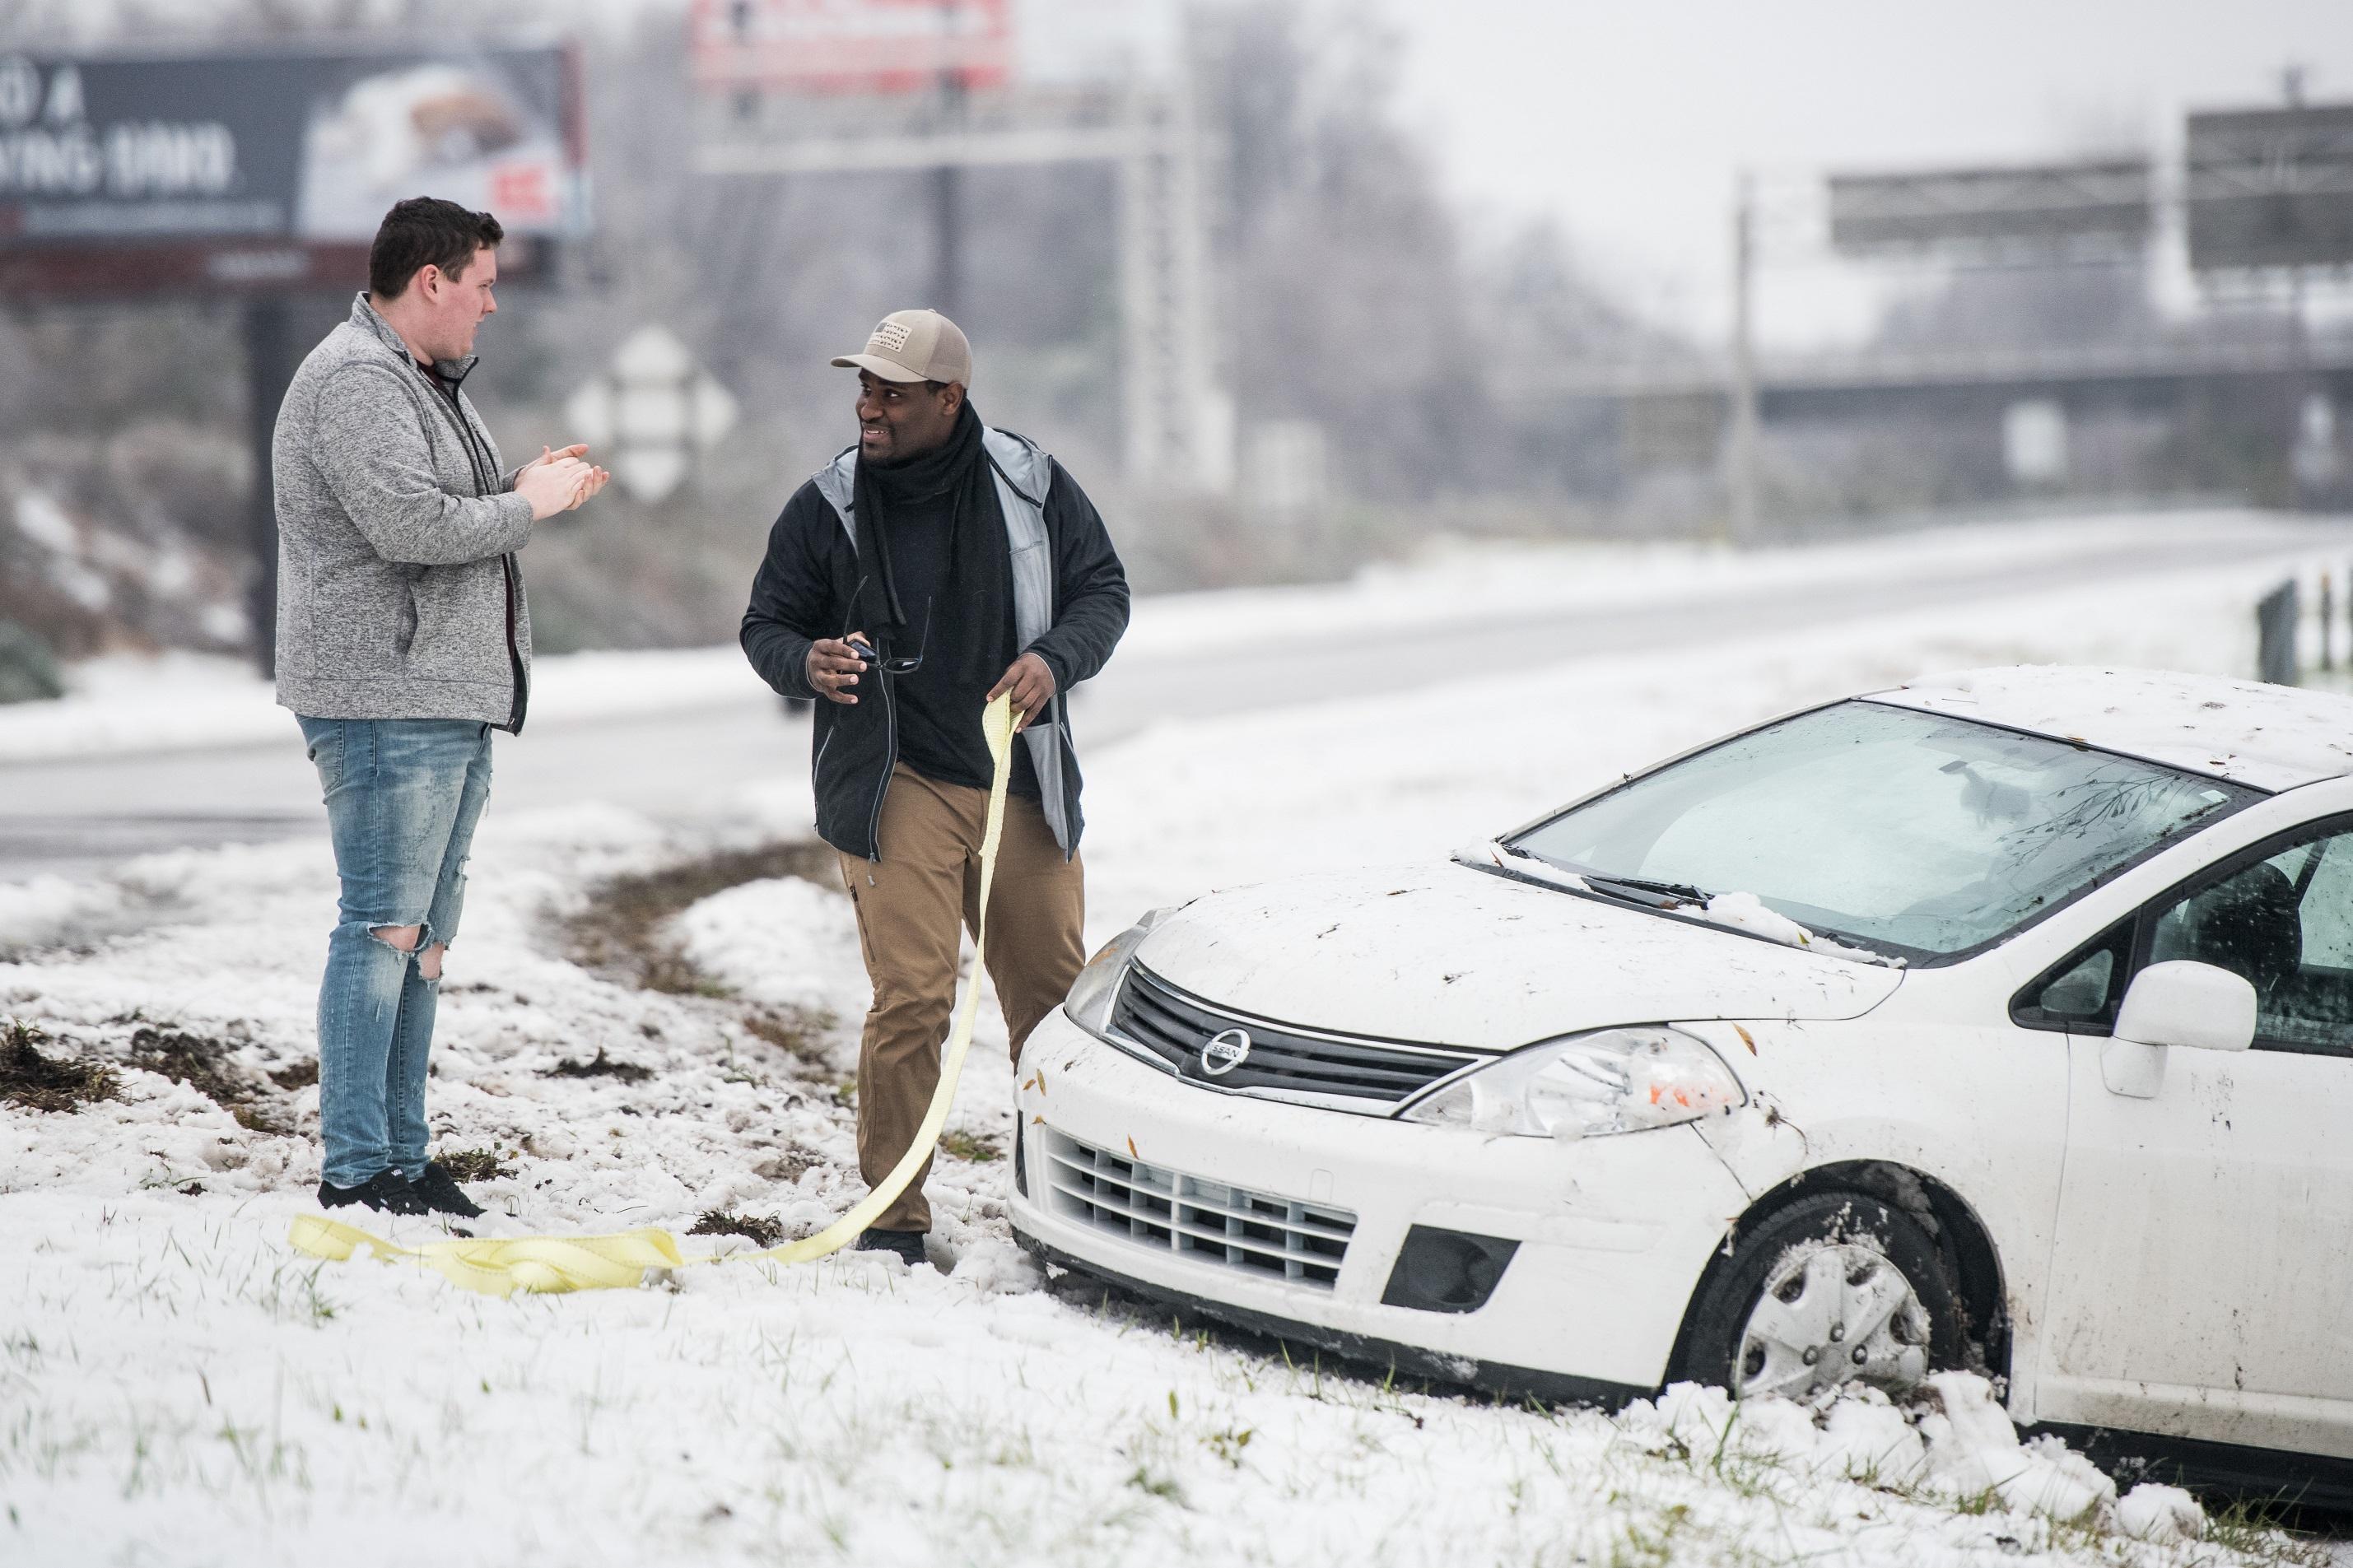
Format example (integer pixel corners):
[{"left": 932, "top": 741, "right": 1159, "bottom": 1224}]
[
  {"left": 1110, "top": 964, "right": 1486, "bottom": 1107},
  {"left": 1041, "top": 1130, "right": 1356, "bottom": 1289}
]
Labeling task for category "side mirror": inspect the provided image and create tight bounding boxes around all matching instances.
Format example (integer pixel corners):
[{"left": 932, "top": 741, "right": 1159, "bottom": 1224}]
[{"left": 2101, "top": 961, "right": 2258, "bottom": 1098}]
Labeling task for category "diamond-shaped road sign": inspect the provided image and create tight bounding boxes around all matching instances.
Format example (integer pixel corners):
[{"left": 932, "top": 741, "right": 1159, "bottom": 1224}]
[{"left": 563, "top": 326, "right": 740, "bottom": 504}]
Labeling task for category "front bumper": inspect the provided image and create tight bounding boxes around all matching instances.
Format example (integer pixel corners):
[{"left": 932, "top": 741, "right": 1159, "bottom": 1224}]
[{"left": 1010, "top": 1008, "right": 1753, "bottom": 1396}]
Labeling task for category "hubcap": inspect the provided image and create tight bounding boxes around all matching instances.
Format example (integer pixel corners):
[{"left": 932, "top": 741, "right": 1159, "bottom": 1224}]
[{"left": 1734, "top": 1240, "right": 1931, "bottom": 1403}]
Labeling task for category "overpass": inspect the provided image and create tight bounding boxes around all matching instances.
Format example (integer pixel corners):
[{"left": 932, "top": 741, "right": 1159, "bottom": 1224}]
[{"left": 1543, "top": 334, "right": 2353, "bottom": 419}]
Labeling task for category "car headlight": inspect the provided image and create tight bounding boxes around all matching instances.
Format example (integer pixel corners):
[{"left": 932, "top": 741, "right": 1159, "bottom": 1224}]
[
  {"left": 1062, "top": 905, "right": 1180, "bottom": 1037},
  {"left": 1397, "top": 1025, "right": 1744, "bottom": 1138}
]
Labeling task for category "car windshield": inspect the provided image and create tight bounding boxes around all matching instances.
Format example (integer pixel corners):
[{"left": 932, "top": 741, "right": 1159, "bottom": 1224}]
[{"left": 1509, "top": 700, "right": 2257, "bottom": 961}]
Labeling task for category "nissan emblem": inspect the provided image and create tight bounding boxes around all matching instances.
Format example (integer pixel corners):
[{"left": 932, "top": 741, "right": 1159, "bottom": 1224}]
[{"left": 1201, "top": 1026, "right": 1251, "bottom": 1076}]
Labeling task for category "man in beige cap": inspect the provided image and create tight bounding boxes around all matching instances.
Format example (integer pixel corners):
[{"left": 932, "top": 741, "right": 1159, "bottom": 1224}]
[{"left": 739, "top": 309, "right": 1130, "bottom": 1266}]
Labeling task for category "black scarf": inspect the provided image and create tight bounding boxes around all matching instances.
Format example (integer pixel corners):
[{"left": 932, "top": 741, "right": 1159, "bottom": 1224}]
[{"left": 850, "top": 398, "right": 1015, "bottom": 685}]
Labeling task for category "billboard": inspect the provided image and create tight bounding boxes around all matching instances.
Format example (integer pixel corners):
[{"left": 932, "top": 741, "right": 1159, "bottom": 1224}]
[
  {"left": 1828, "top": 160, "right": 2152, "bottom": 255},
  {"left": 2186, "top": 102, "right": 2353, "bottom": 271},
  {"left": 689, "top": 0, "right": 1013, "bottom": 95},
  {"left": 0, "top": 45, "right": 586, "bottom": 297}
]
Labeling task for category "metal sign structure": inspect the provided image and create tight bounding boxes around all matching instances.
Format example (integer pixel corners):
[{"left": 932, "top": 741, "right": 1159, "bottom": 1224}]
[
  {"left": 687, "top": 0, "right": 1013, "bottom": 95},
  {"left": 690, "top": 3, "right": 1228, "bottom": 496},
  {"left": 1827, "top": 160, "right": 2153, "bottom": 258},
  {"left": 2186, "top": 102, "right": 2353, "bottom": 272},
  {"left": 0, "top": 45, "right": 587, "bottom": 296}
]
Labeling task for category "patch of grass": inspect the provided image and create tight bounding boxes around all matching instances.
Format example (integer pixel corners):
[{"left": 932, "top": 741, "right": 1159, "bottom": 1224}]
[
  {"left": 1608, "top": 1503, "right": 1692, "bottom": 1568},
  {"left": 2200, "top": 1496, "right": 2336, "bottom": 1566},
  {"left": 436, "top": 1147, "right": 517, "bottom": 1182},
  {"left": 0, "top": 1019, "right": 120, "bottom": 1112},
  {"left": 546, "top": 1047, "right": 654, "bottom": 1083},
  {"left": 1125, "top": 1465, "right": 1185, "bottom": 1505},
  {"left": 753, "top": 1146, "right": 825, "bottom": 1184},
  {"left": 939, "top": 1129, "right": 1002, "bottom": 1164},
  {"left": 566, "top": 840, "right": 837, "bottom": 994},
  {"left": 1203, "top": 1426, "right": 1253, "bottom": 1468},
  {"left": 128, "top": 1026, "right": 287, "bottom": 1132},
  {"left": 743, "top": 1005, "right": 838, "bottom": 1069},
  {"left": 690, "top": 1209, "right": 785, "bottom": 1247}
]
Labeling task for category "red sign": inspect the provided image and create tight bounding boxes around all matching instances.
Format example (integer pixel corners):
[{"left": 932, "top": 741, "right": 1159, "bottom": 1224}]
[{"left": 689, "top": 0, "right": 1013, "bottom": 95}]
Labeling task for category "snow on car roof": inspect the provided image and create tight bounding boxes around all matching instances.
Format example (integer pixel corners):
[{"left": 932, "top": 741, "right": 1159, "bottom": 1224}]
[{"left": 1865, "top": 665, "right": 2353, "bottom": 793}]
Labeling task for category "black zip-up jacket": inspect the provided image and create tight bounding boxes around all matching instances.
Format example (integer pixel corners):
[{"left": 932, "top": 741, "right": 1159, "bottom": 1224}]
[{"left": 739, "top": 444, "right": 1130, "bottom": 861}]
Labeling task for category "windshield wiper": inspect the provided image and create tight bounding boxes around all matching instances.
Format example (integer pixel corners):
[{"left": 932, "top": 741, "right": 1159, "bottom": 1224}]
[
  {"left": 1478, "top": 844, "right": 1904, "bottom": 967},
  {"left": 1581, "top": 872, "right": 1708, "bottom": 908},
  {"left": 1493, "top": 844, "right": 1706, "bottom": 907}
]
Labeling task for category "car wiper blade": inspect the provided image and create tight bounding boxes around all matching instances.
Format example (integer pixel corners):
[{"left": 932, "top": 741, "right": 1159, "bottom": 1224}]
[
  {"left": 1578, "top": 872, "right": 1708, "bottom": 907},
  {"left": 1491, "top": 844, "right": 1707, "bottom": 906}
]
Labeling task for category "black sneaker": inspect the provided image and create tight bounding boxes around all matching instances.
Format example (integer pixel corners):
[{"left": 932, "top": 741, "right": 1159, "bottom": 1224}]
[
  {"left": 853, "top": 1227, "right": 928, "bottom": 1266},
  {"left": 405, "top": 1161, "right": 486, "bottom": 1219},
  {"left": 317, "top": 1170, "right": 430, "bottom": 1216}
]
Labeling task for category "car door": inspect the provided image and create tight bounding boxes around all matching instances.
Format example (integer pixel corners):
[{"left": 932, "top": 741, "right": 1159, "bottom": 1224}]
[{"left": 2034, "top": 813, "right": 2353, "bottom": 1457}]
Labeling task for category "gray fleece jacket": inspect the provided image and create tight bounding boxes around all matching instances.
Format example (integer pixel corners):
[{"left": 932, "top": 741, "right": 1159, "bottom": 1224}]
[{"left": 273, "top": 294, "right": 536, "bottom": 730}]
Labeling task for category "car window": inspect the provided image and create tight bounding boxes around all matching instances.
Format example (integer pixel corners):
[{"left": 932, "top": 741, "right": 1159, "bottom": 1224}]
[
  {"left": 2298, "top": 835, "right": 2353, "bottom": 967},
  {"left": 1511, "top": 700, "right": 2257, "bottom": 964},
  {"left": 2011, "top": 923, "right": 2131, "bottom": 1033},
  {"left": 2145, "top": 821, "right": 2353, "bottom": 1056}
]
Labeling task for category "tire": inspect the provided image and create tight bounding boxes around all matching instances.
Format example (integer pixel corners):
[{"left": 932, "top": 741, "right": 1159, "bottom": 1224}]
[{"left": 1670, "top": 1190, "right": 1969, "bottom": 1403}]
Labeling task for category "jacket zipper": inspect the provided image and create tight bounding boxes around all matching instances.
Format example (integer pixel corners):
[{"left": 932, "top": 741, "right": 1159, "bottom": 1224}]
[
  {"left": 831, "top": 571, "right": 897, "bottom": 863},
  {"left": 499, "top": 552, "right": 524, "bottom": 733},
  {"left": 866, "top": 663, "right": 897, "bottom": 863},
  {"left": 417, "top": 361, "right": 529, "bottom": 733}
]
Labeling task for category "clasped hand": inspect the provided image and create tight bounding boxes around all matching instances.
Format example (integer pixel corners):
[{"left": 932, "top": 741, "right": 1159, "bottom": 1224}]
[{"left": 515, "top": 444, "right": 611, "bottom": 521}]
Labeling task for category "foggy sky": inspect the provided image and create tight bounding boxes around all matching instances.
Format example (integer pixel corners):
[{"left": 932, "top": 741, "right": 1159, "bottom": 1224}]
[{"left": 1387, "top": 0, "right": 2353, "bottom": 347}]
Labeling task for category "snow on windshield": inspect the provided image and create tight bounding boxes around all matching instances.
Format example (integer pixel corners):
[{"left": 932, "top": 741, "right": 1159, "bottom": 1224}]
[{"left": 1511, "top": 701, "right": 2254, "bottom": 961}]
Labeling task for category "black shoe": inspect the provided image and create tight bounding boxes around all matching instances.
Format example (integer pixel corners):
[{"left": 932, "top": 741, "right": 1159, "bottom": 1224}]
[
  {"left": 405, "top": 1161, "right": 486, "bottom": 1219},
  {"left": 854, "top": 1227, "right": 928, "bottom": 1266},
  {"left": 317, "top": 1170, "right": 431, "bottom": 1217}
]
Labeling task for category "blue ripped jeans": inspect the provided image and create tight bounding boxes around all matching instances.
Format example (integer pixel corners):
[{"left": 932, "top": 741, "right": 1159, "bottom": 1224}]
[{"left": 297, "top": 716, "right": 492, "bottom": 1189}]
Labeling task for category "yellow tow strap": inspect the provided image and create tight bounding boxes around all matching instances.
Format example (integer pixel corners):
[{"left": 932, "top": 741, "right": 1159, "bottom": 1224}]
[{"left": 287, "top": 694, "right": 1020, "bottom": 1296}]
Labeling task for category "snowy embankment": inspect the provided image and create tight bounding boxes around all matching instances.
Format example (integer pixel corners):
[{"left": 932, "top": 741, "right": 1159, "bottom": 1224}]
[
  {"left": 0, "top": 506, "right": 2327, "bottom": 766},
  {"left": 3, "top": 519, "right": 2348, "bottom": 1566}
]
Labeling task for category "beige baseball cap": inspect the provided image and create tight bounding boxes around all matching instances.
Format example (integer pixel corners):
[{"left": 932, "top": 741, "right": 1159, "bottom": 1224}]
[{"left": 830, "top": 308, "right": 973, "bottom": 385}]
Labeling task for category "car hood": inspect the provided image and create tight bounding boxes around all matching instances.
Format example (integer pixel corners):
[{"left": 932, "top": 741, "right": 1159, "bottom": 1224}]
[{"left": 1134, "top": 861, "right": 1904, "bottom": 1050}]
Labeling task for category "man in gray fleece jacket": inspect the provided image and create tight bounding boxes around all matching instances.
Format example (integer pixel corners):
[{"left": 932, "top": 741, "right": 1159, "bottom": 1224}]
[{"left": 274, "top": 196, "right": 606, "bottom": 1217}]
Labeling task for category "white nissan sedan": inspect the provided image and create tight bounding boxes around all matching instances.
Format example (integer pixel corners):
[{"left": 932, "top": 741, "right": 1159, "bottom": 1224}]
[{"left": 1010, "top": 666, "right": 2353, "bottom": 1497}]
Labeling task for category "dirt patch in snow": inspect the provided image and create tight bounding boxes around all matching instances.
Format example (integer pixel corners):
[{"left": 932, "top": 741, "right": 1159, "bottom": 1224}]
[
  {"left": 0, "top": 1018, "right": 120, "bottom": 1112},
  {"left": 939, "top": 1129, "right": 1003, "bottom": 1163},
  {"left": 127, "top": 1025, "right": 287, "bottom": 1131},
  {"left": 267, "top": 1059, "right": 318, "bottom": 1091},
  {"left": 741, "top": 1004, "right": 836, "bottom": 1070},
  {"left": 566, "top": 840, "right": 837, "bottom": 994},
  {"left": 545, "top": 1046, "right": 654, "bottom": 1082},
  {"left": 688, "top": 1207, "right": 783, "bottom": 1247},
  {"left": 436, "top": 1147, "right": 519, "bottom": 1182},
  {"left": 751, "top": 1145, "right": 825, "bottom": 1183}
]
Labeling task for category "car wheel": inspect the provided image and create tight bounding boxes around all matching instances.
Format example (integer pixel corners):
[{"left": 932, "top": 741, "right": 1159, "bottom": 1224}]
[{"left": 1672, "top": 1190, "right": 1966, "bottom": 1403}]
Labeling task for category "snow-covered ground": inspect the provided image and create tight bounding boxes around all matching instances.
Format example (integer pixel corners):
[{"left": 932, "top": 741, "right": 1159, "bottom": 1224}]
[{"left": 3, "top": 521, "right": 2349, "bottom": 1566}]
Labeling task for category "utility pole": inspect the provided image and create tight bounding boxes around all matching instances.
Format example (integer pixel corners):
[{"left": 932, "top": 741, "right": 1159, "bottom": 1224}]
[
  {"left": 2282, "top": 63, "right": 2315, "bottom": 506},
  {"left": 931, "top": 2, "right": 966, "bottom": 317},
  {"left": 927, "top": 1, "right": 964, "bottom": 319},
  {"left": 243, "top": 297, "right": 294, "bottom": 677},
  {"left": 1727, "top": 170, "right": 1761, "bottom": 545}
]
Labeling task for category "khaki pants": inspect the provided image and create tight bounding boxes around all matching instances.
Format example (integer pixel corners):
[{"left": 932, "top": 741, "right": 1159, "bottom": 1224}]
[{"left": 837, "top": 763, "right": 1085, "bottom": 1232}]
